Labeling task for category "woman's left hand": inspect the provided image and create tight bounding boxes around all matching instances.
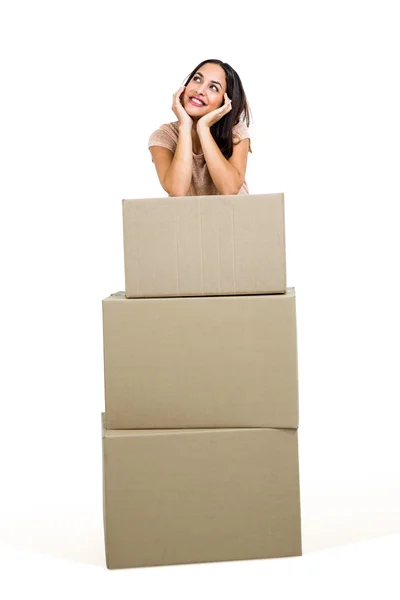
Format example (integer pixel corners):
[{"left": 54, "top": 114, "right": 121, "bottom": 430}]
[{"left": 197, "top": 93, "right": 232, "bottom": 130}]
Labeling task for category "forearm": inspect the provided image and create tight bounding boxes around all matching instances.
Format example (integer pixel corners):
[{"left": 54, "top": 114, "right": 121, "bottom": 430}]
[
  {"left": 163, "top": 125, "right": 193, "bottom": 196},
  {"left": 197, "top": 125, "right": 241, "bottom": 195}
]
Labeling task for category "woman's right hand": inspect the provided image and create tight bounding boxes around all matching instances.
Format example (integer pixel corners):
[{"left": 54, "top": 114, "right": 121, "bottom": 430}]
[{"left": 172, "top": 86, "right": 193, "bottom": 128}]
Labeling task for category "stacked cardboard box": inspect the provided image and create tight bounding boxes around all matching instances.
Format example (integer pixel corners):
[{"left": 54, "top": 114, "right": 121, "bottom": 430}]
[{"left": 101, "top": 193, "right": 302, "bottom": 569}]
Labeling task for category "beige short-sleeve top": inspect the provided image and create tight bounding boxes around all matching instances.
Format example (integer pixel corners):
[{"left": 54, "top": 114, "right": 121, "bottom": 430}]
[{"left": 148, "top": 120, "right": 252, "bottom": 196}]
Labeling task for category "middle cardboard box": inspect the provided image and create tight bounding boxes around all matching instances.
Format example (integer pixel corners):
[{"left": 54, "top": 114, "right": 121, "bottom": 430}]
[{"left": 102, "top": 287, "right": 298, "bottom": 429}]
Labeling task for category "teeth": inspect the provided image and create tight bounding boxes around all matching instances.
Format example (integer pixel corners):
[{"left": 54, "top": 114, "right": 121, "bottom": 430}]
[{"left": 191, "top": 98, "right": 204, "bottom": 105}]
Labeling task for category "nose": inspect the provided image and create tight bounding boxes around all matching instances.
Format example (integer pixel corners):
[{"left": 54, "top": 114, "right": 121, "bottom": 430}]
[{"left": 195, "top": 81, "right": 207, "bottom": 95}]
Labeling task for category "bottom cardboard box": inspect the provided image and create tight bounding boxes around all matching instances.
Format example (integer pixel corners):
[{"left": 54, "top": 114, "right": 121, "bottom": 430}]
[{"left": 102, "top": 414, "right": 302, "bottom": 569}]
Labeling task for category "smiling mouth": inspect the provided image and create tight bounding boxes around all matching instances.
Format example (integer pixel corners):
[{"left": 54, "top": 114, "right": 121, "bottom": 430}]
[{"left": 189, "top": 97, "right": 206, "bottom": 107}]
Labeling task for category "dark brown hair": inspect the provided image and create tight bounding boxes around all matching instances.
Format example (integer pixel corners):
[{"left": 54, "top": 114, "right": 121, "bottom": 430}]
[{"left": 182, "top": 59, "right": 252, "bottom": 159}]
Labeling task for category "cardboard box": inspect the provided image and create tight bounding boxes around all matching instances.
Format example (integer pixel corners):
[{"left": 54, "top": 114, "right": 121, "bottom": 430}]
[
  {"left": 102, "top": 288, "right": 299, "bottom": 429},
  {"left": 122, "top": 193, "right": 286, "bottom": 298},
  {"left": 102, "top": 414, "right": 302, "bottom": 569}
]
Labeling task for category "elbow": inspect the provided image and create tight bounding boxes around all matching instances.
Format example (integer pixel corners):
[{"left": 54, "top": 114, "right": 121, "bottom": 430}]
[
  {"left": 219, "top": 173, "right": 243, "bottom": 195},
  {"left": 164, "top": 181, "right": 191, "bottom": 197},
  {"left": 220, "top": 182, "right": 242, "bottom": 195},
  {"left": 162, "top": 177, "right": 190, "bottom": 198},
  {"left": 225, "top": 187, "right": 241, "bottom": 196},
  {"left": 166, "top": 187, "right": 191, "bottom": 197}
]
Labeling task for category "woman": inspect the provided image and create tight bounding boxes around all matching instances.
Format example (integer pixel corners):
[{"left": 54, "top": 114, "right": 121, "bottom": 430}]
[{"left": 148, "top": 59, "right": 253, "bottom": 197}]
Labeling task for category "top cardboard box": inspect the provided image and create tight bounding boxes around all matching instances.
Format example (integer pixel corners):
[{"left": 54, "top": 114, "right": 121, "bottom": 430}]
[{"left": 123, "top": 193, "right": 286, "bottom": 298}]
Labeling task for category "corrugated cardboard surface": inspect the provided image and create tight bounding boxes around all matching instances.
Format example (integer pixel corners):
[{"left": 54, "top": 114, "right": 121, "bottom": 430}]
[
  {"left": 102, "top": 288, "right": 299, "bottom": 429},
  {"left": 102, "top": 414, "right": 302, "bottom": 569},
  {"left": 122, "top": 193, "right": 286, "bottom": 298}
]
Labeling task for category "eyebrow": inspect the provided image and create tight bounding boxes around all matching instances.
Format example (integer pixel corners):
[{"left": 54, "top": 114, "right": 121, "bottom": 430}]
[{"left": 195, "top": 71, "right": 222, "bottom": 90}]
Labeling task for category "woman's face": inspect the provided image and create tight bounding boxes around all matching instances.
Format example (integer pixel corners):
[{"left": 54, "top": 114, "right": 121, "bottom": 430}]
[{"left": 183, "top": 63, "right": 227, "bottom": 117}]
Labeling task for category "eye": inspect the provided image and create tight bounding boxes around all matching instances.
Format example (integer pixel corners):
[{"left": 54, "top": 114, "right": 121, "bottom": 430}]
[{"left": 193, "top": 75, "right": 219, "bottom": 92}]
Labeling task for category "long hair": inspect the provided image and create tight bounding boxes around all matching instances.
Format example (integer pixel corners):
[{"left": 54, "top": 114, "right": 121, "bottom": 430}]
[{"left": 182, "top": 59, "right": 252, "bottom": 159}]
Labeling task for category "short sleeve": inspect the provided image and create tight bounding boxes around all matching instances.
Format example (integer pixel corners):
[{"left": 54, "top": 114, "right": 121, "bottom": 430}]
[
  {"left": 148, "top": 124, "right": 177, "bottom": 155},
  {"left": 232, "top": 120, "right": 253, "bottom": 153}
]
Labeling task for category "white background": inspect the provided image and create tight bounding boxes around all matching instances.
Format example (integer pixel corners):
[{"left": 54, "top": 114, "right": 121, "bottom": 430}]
[{"left": 1, "top": 0, "right": 399, "bottom": 597}]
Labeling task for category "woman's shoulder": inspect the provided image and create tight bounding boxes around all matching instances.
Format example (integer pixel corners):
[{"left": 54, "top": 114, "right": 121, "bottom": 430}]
[
  {"left": 232, "top": 119, "right": 250, "bottom": 136},
  {"left": 151, "top": 121, "right": 180, "bottom": 136},
  {"left": 232, "top": 119, "right": 252, "bottom": 152},
  {"left": 148, "top": 121, "right": 180, "bottom": 151}
]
